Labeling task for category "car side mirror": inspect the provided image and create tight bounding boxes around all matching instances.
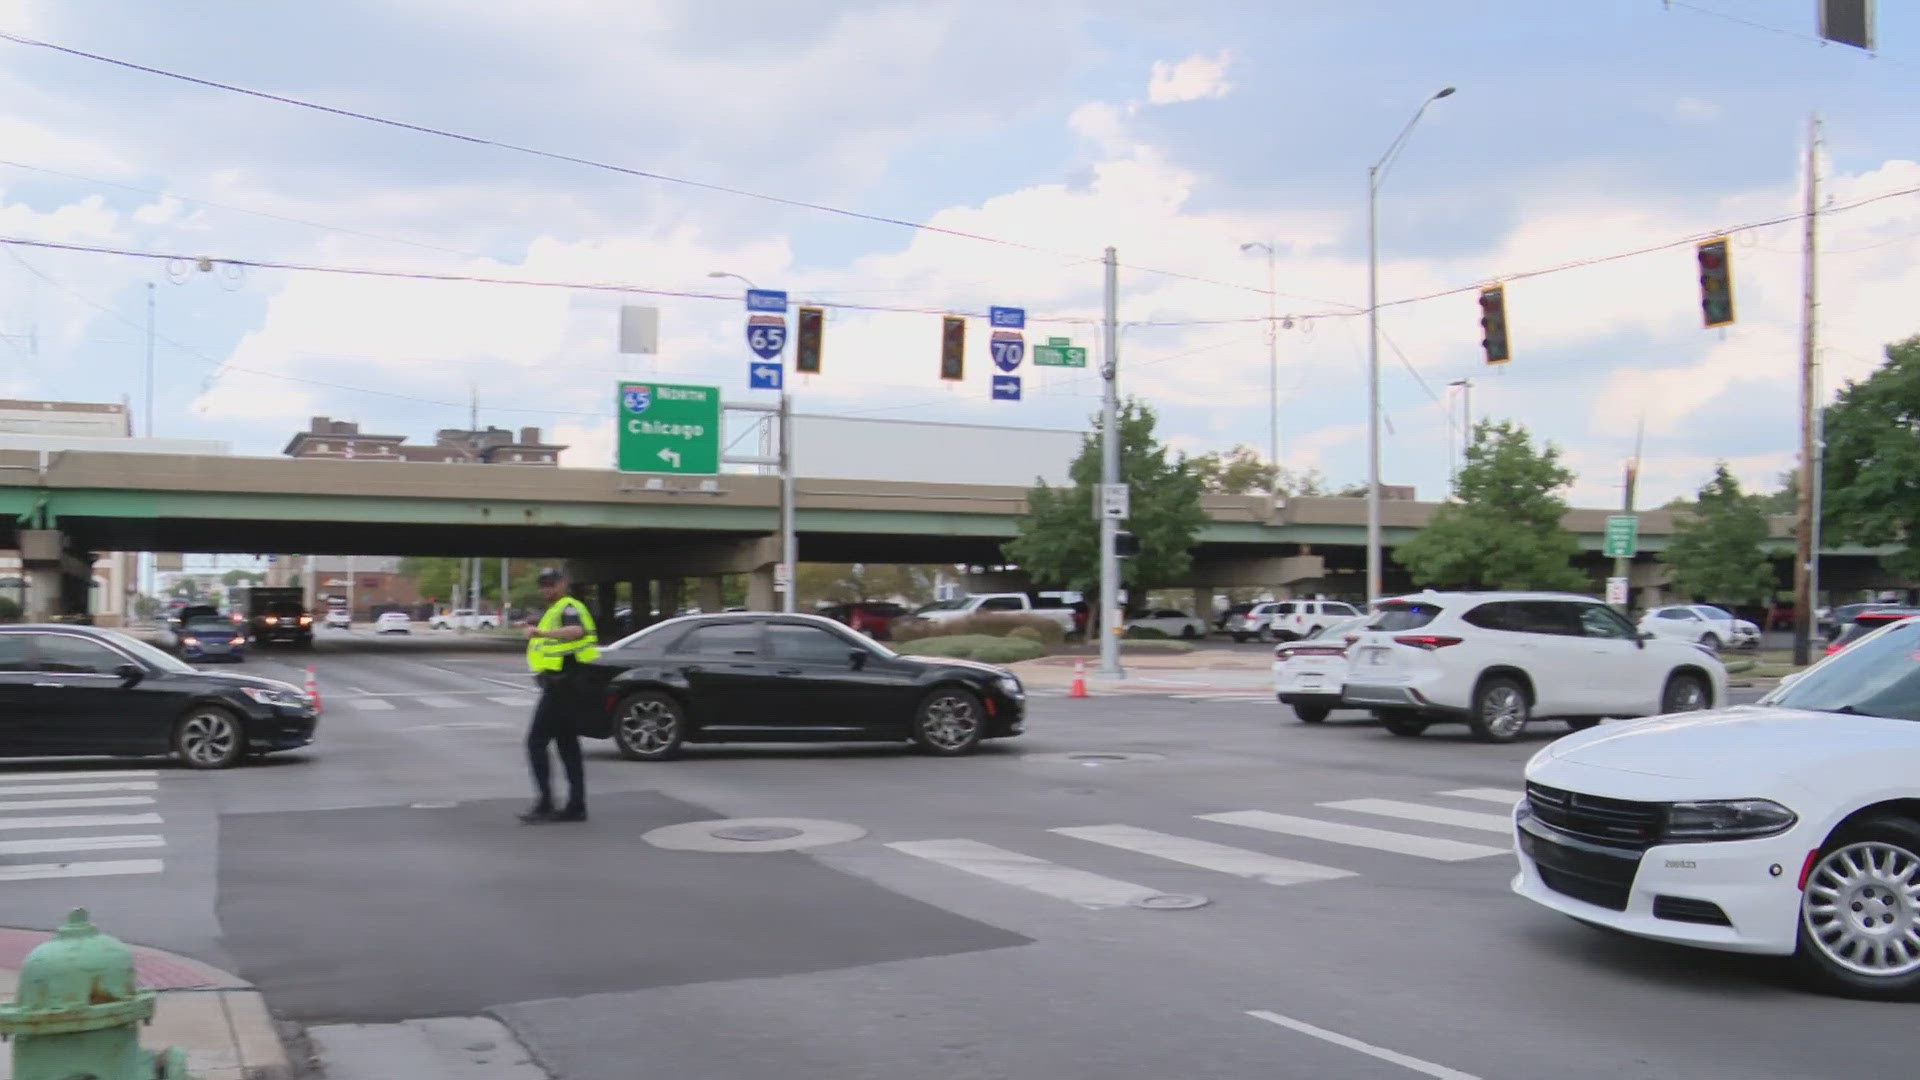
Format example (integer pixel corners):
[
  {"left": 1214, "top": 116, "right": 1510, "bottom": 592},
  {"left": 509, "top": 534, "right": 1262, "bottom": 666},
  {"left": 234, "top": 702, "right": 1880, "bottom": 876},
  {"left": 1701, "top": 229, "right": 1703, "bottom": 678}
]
[
  {"left": 114, "top": 663, "right": 145, "bottom": 687},
  {"left": 849, "top": 650, "right": 869, "bottom": 671}
]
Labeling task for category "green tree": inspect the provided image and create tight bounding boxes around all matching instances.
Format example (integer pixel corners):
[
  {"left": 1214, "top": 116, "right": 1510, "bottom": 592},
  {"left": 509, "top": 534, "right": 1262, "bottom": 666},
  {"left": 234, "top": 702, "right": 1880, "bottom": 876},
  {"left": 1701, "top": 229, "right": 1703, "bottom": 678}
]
[
  {"left": 221, "top": 569, "right": 264, "bottom": 588},
  {"left": 1395, "top": 419, "right": 1585, "bottom": 591},
  {"left": 1003, "top": 399, "right": 1207, "bottom": 593},
  {"left": 1661, "top": 464, "right": 1775, "bottom": 603},
  {"left": 1824, "top": 334, "right": 1920, "bottom": 576},
  {"left": 399, "top": 557, "right": 462, "bottom": 604},
  {"left": 1756, "top": 469, "right": 1798, "bottom": 515},
  {"left": 1189, "top": 444, "right": 1333, "bottom": 497},
  {"left": 794, "top": 564, "right": 941, "bottom": 607}
]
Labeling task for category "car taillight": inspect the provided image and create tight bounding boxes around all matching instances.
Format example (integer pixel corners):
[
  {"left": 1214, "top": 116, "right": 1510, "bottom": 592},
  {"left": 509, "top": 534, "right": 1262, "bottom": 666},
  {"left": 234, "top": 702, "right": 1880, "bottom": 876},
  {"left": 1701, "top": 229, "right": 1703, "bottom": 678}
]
[
  {"left": 1273, "top": 648, "right": 1288, "bottom": 661},
  {"left": 1825, "top": 642, "right": 1842, "bottom": 655},
  {"left": 299, "top": 615, "right": 313, "bottom": 625},
  {"left": 1394, "top": 634, "right": 1462, "bottom": 650}
]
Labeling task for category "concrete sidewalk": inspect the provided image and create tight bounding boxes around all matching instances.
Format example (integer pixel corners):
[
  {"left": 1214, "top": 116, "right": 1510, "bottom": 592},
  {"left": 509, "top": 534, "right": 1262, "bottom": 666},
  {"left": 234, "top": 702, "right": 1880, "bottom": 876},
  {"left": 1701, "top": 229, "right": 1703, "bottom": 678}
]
[
  {"left": 1009, "top": 649, "right": 1274, "bottom": 694},
  {"left": 0, "top": 925, "right": 290, "bottom": 1080}
]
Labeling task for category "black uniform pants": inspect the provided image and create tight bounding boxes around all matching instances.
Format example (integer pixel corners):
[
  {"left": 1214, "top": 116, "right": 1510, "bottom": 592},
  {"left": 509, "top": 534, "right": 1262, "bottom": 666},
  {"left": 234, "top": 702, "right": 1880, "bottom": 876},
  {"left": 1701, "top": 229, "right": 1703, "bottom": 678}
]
[{"left": 527, "top": 668, "right": 585, "bottom": 811}]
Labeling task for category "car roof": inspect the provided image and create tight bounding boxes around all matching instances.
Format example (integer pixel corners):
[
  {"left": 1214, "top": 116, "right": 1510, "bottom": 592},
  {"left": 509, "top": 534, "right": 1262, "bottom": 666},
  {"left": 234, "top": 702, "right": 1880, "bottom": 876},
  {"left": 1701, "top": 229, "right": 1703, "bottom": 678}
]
[{"left": 1375, "top": 591, "right": 1601, "bottom": 604}]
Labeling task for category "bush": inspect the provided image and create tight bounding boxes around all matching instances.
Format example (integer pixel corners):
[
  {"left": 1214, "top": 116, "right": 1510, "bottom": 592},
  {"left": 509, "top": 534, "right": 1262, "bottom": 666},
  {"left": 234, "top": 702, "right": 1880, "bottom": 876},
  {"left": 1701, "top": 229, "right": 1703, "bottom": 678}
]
[
  {"left": 1125, "top": 625, "right": 1171, "bottom": 640},
  {"left": 894, "top": 612, "right": 1066, "bottom": 644},
  {"left": 895, "top": 635, "right": 1046, "bottom": 664},
  {"left": 969, "top": 639, "right": 1048, "bottom": 664},
  {"left": 1007, "top": 626, "right": 1044, "bottom": 643},
  {"left": 1121, "top": 639, "right": 1196, "bottom": 655}
]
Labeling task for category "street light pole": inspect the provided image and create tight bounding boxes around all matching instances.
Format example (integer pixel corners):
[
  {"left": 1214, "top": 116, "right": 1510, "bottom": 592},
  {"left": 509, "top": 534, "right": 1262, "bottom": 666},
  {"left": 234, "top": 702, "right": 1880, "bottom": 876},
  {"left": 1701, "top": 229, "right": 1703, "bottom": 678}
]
[
  {"left": 1366, "top": 86, "right": 1455, "bottom": 606},
  {"left": 1097, "top": 247, "right": 1123, "bottom": 679},
  {"left": 709, "top": 270, "right": 796, "bottom": 613}
]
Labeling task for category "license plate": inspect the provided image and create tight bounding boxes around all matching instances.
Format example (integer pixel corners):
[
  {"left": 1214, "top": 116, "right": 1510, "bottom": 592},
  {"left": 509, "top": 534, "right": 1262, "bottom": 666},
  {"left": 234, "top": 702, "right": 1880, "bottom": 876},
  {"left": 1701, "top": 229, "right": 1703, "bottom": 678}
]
[
  {"left": 1366, "top": 648, "right": 1389, "bottom": 666},
  {"left": 1300, "top": 674, "right": 1324, "bottom": 688}
]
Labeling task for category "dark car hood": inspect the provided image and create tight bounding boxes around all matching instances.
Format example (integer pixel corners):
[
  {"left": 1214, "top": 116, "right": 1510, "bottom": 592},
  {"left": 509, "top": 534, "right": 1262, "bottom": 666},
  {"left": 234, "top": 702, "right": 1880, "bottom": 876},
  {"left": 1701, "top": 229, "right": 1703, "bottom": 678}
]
[
  {"left": 176, "top": 669, "right": 304, "bottom": 694},
  {"left": 894, "top": 655, "right": 1012, "bottom": 678}
]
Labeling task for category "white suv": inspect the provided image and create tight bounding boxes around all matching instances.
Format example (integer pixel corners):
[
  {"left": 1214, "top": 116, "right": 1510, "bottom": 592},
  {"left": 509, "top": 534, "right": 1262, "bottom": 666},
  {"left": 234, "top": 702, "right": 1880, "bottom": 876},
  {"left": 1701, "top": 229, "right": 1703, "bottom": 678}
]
[
  {"left": 1340, "top": 592, "right": 1726, "bottom": 743},
  {"left": 1268, "top": 599, "right": 1361, "bottom": 642}
]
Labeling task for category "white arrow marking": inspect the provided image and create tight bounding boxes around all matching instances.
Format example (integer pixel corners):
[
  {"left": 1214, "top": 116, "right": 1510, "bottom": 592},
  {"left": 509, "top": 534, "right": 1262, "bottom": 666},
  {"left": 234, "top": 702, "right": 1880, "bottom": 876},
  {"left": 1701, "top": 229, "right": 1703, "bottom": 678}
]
[{"left": 658, "top": 448, "right": 682, "bottom": 468}]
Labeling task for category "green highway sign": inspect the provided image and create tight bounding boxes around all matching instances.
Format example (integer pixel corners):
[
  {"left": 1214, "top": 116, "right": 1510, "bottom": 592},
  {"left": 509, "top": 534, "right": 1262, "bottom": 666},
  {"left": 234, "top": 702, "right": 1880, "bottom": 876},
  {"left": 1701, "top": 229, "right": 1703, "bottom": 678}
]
[
  {"left": 1047, "top": 336, "right": 1070, "bottom": 346},
  {"left": 617, "top": 381, "right": 721, "bottom": 474},
  {"left": 1033, "top": 343, "right": 1087, "bottom": 367},
  {"left": 1603, "top": 514, "right": 1639, "bottom": 559}
]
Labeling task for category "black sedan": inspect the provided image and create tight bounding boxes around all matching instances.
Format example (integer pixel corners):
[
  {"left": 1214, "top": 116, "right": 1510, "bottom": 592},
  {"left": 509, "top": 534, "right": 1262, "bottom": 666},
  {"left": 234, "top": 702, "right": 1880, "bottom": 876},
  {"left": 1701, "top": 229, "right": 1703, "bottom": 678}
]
[
  {"left": 0, "top": 624, "right": 317, "bottom": 769},
  {"left": 579, "top": 613, "right": 1026, "bottom": 760}
]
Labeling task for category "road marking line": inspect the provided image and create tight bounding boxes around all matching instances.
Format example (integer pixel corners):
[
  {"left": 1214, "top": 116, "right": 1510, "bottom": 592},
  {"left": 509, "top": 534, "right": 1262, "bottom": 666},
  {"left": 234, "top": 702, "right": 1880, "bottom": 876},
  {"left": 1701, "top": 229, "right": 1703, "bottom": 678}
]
[
  {"left": 347, "top": 689, "right": 525, "bottom": 698},
  {"left": 416, "top": 697, "right": 463, "bottom": 709},
  {"left": 886, "top": 838, "right": 1163, "bottom": 909},
  {"left": 1051, "top": 825, "right": 1354, "bottom": 886},
  {"left": 0, "top": 859, "right": 166, "bottom": 882},
  {"left": 0, "top": 796, "right": 155, "bottom": 812},
  {"left": 0, "top": 834, "right": 165, "bottom": 855},
  {"left": 1320, "top": 798, "right": 1515, "bottom": 834},
  {"left": 0, "top": 813, "right": 164, "bottom": 832},
  {"left": 1246, "top": 1011, "right": 1480, "bottom": 1080},
  {"left": 0, "top": 769, "right": 158, "bottom": 781},
  {"left": 488, "top": 696, "right": 535, "bottom": 707},
  {"left": 346, "top": 698, "right": 395, "bottom": 711},
  {"left": 0, "top": 781, "right": 158, "bottom": 796},
  {"left": 1198, "top": 811, "right": 1505, "bottom": 861},
  {"left": 1438, "top": 787, "right": 1524, "bottom": 805}
]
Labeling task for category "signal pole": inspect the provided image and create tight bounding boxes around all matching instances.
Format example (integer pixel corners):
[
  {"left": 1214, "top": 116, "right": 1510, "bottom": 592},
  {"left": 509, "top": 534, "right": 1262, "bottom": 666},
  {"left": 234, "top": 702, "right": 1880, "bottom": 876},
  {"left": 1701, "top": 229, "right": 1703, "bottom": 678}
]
[
  {"left": 1097, "top": 247, "right": 1123, "bottom": 679},
  {"left": 1792, "top": 114, "right": 1822, "bottom": 667}
]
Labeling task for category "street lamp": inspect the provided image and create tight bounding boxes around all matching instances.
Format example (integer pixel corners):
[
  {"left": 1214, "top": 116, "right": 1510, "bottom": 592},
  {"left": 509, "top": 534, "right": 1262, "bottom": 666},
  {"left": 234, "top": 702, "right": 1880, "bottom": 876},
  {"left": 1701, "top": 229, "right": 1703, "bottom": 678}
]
[
  {"left": 1367, "top": 86, "right": 1456, "bottom": 605},
  {"left": 1240, "top": 241, "right": 1280, "bottom": 482},
  {"left": 1446, "top": 377, "right": 1472, "bottom": 497},
  {"left": 708, "top": 269, "right": 796, "bottom": 614}
]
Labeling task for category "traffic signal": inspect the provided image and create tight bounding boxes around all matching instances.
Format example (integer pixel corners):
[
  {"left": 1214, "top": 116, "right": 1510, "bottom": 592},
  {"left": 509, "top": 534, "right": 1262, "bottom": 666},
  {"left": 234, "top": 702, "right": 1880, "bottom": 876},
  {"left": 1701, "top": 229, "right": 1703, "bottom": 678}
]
[
  {"left": 940, "top": 315, "right": 965, "bottom": 381},
  {"left": 1697, "top": 237, "right": 1734, "bottom": 328},
  {"left": 1479, "top": 285, "right": 1510, "bottom": 365},
  {"left": 1114, "top": 531, "right": 1140, "bottom": 558},
  {"left": 795, "top": 307, "right": 823, "bottom": 374}
]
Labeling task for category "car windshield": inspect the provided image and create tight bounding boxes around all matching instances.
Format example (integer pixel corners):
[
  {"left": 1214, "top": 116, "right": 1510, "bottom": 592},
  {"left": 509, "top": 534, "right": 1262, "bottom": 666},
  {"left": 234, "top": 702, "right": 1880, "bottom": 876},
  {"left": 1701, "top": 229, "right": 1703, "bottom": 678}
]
[
  {"left": 1764, "top": 618, "right": 1920, "bottom": 720},
  {"left": 106, "top": 630, "right": 196, "bottom": 675},
  {"left": 914, "top": 599, "right": 966, "bottom": 613},
  {"left": 184, "top": 619, "right": 236, "bottom": 634},
  {"left": 1369, "top": 601, "right": 1442, "bottom": 631},
  {"left": 1698, "top": 606, "right": 1732, "bottom": 620},
  {"left": 1307, "top": 616, "right": 1369, "bottom": 641}
]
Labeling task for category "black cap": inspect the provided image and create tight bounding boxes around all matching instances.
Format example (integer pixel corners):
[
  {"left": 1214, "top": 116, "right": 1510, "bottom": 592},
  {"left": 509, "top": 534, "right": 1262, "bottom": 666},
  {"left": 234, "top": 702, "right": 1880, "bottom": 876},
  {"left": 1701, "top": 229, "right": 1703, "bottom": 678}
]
[{"left": 536, "top": 567, "right": 565, "bottom": 586}]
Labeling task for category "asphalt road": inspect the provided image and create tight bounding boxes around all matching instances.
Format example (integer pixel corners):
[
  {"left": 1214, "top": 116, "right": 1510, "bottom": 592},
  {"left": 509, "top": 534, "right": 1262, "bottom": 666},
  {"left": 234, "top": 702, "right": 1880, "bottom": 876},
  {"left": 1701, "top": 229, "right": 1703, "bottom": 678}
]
[{"left": 2, "top": 631, "right": 1854, "bottom": 1080}]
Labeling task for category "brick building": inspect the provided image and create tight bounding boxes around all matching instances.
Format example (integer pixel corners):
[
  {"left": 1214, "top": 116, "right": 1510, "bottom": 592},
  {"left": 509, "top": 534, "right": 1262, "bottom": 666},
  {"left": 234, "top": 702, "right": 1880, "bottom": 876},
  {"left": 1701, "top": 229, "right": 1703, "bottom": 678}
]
[{"left": 283, "top": 418, "right": 565, "bottom": 465}]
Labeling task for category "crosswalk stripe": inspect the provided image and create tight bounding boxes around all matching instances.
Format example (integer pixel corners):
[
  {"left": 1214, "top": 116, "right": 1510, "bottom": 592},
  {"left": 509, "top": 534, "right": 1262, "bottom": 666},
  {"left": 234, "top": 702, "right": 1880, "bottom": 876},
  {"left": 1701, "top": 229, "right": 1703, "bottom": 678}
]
[
  {"left": 0, "top": 859, "right": 166, "bottom": 882},
  {"left": 347, "top": 698, "right": 396, "bottom": 711},
  {"left": 1321, "top": 799, "right": 1514, "bottom": 834},
  {"left": 0, "top": 781, "right": 157, "bottom": 796},
  {"left": 417, "top": 697, "right": 462, "bottom": 709},
  {"left": 887, "top": 838, "right": 1163, "bottom": 909},
  {"left": 0, "top": 813, "right": 164, "bottom": 832},
  {"left": 0, "top": 770, "right": 158, "bottom": 781},
  {"left": 1440, "top": 788, "right": 1524, "bottom": 805},
  {"left": 1198, "top": 811, "right": 1505, "bottom": 861},
  {"left": 0, "top": 796, "right": 155, "bottom": 812},
  {"left": 488, "top": 696, "right": 535, "bottom": 707},
  {"left": 0, "top": 834, "right": 165, "bottom": 856},
  {"left": 1051, "top": 825, "right": 1354, "bottom": 886}
]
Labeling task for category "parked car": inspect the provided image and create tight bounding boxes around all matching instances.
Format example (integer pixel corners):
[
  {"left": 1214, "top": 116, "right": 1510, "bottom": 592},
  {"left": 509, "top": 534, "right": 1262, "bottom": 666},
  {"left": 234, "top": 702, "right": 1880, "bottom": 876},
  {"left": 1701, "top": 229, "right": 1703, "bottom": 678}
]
[
  {"left": 1637, "top": 604, "right": 1761, "bottom": 651},
  {"left": 178, "top": 617, "right": 246, "bottom": 663},
  {"left": 1340, "top": 592, "right": 1725, "bottom": 742},
  {"left": 0, "top": 624, "right": 315, "bottom": 768},
  {"left": 1822, "top": 602, "right": 1900, "bottom": 642},
  {"left": 169, "top": 604, "right": 220, "bottom": 630},
  {"left": 1272, "top": 615, "right": 1370, "bottom": 723},
  {"left": 1215, "top": 602, "right": 1256, "bottom": 635},
  {"left": 1513, "top": 612, "right": 1920, "bottom": 997},
  {"left": 1227, "top": 602, "right": 1285, "bottom": 643},
  {"left": 1825, "top": 607, "right": 1920, "bottom": 655},
  {"left": 430, "top": 609, "right": 498, "bottom": 631},
  {"left": 375, "top": 611, "right": 412, "bottom": 634},
  {"left": 1267, "top": 599, "right": 1363, "bottom": 642},
  {"left": 817, "top": 601, "right": 909, "bottom": 641},
  {"left": 896, "top": 594, "right": 1079, "bottom": 637},
  {"left": 324, "top": 608, "right": 351, "bottom": 630},
  {"left": 1125, "top": 609, "right": 1207, "bottom": 640},
  {"left": 579, "top": 613, "right": 1025, "bottom": 760}
]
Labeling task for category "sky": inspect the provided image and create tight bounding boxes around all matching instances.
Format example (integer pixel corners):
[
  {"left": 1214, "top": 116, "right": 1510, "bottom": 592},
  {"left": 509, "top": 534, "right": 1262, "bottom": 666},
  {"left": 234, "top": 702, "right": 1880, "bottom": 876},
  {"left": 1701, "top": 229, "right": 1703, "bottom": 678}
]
[{"left": 0, "top": 0, "right": 1917, "bottom": 510}]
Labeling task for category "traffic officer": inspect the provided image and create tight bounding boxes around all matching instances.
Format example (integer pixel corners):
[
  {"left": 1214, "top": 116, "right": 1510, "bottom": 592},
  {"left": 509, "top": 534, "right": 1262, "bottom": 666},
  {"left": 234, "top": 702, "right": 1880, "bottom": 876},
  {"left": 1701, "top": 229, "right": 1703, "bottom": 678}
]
[{"left": 520, "top": 567, "right": 598, "bottom": 823}]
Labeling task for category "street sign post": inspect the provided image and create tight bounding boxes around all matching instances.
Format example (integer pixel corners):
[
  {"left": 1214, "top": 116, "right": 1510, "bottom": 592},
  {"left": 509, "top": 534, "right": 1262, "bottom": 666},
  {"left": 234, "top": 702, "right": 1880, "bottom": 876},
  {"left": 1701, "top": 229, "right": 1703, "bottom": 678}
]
[
  {"left": 1603, "top": 514, "right": 1639, "bottom": 559},
  {"left": 749, "top": 362, "right": 783, "bottom": 390},
  {"left": 990, "top": 306, "right": 1025, "bottom": 329},
  {"left": 991, "top": 375, "right": 1021, "bottom": 400},
  {"left": 745, "top": 289, "right": 787, "bottom": 313},
  {"left": 617, "top": 381, "right": 721, "bottom": 474},
  {"left": 1099, "top": 483, "right": 1130, "bottom": 520},
  {"left": 990, "top": 330, "right": 1025, "bottom": 372},
  {"left": 747, "top": 314, "right": 787, "bottom": 360},
  {"left": 1605, "top": 576, "right": 1629, "bottom": 607},
  {"left": 1034, "top": 343, "right": 1087, "bottom": 367}
]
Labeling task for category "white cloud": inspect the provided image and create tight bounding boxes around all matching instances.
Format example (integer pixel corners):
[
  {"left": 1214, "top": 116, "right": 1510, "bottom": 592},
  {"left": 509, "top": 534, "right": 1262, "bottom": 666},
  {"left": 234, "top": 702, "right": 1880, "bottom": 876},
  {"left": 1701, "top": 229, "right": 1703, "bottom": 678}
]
[
  {"left": 1147, "top": 51, "right": 1234, "bottom": 106},
  {"left": 1673, "top": 97, "right": 1722, "bottom": 124}
]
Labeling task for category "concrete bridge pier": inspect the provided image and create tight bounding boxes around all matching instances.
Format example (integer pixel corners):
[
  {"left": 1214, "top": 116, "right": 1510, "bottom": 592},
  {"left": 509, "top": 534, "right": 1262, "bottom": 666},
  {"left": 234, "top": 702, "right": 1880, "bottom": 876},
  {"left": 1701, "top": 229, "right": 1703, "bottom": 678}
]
[{"left": 18, "top": 530, "right": 93, "bottom": 621}]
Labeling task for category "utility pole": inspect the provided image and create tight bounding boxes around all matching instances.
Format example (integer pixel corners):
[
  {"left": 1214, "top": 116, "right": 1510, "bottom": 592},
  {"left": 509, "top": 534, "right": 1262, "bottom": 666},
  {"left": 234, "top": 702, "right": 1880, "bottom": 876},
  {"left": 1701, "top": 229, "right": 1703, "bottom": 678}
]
[
  {"left": 778, "top": 391, "right": 796, "bottom": 613},
  {"left": 144, "top": 283, "right": 155, "bottom": 437},
  {"left": 1263, "top": 242, "right": 1278, "bottom": 472},
  {"left": 1446, "top": 378, "right": 1472, "bottom": 496},
  {"left": 1612, "top": 456, "right": 1639, "bottom": 615},
  {"left": 500, "top": 556, "right": 511, "bottom": 623},
  {"left": 1793, "top": 114, "right": 1821, "bottom": 667},
  {"left": 1097, "top": 246, "right": 1123, "bottom": 678}
]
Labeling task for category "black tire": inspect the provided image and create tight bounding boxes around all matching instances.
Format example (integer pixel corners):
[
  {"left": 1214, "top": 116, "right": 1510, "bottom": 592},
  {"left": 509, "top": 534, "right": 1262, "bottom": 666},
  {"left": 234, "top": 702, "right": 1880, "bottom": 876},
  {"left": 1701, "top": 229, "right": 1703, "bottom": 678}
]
[
  {"left": 1661, "top": 672, "right": 1711, "bottom": 714},
  {"left": 174, "top": 706, "right": 246, "bottom": 769},
  {"left": 1274, "top": 630, "right": 1300, "bottom": 643},
  {"left": 911, "top": 687, "right": 986, "bottom": 756},
  {"left": 1468, "top": 675, "right": 1531, "bottom": 743},
  {"left": 1180, "top": 625, "right": 1198, "bottom": 640},
  {"left": 1565, "top": 717, "right": 1602, "bottom": 731},
  {"left": 1794, "top": 815, "right": 1920, "bottom": 998},
  {"left": 1293, "top": 704, "right": 1331, "bottom": 724},
  {"left": 611, "top": 691, "right": 685, "bottom": 761},
  {"left": 1378, "top": 710, "right": 1429, "bottom": 737},
  {"left": 1231, "top": 633, "right": 1248, "bottom": 644},
  {"left": 1699, "top": 632, "right": 1721, "bottom": 653}
]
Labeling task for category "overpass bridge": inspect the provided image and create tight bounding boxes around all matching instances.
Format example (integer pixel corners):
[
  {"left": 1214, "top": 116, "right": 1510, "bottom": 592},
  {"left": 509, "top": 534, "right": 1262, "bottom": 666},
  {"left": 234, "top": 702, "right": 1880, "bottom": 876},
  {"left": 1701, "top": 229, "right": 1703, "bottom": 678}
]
[{"left": 0, "top": 448, "right": 1892, "bottom": 618}]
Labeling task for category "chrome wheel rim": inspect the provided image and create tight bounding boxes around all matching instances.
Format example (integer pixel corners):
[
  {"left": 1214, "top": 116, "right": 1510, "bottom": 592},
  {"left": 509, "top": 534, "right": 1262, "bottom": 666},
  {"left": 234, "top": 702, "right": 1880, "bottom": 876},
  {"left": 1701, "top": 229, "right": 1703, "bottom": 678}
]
[
  {"left": 1668, "top": 679, "right": 1707, "bottom": 711},
  {"left": 922, "top": 694, "right": 980, "bottom": 750},
  {"left": 180, "top": 712, "right": 237, "bottom": 766},
  {"left": 619, "top": 700, "right": 678, "bottom": 755},
  {"left": 1482, "top": 686, "right": 1527, "bottom": 737},
  {"left": 1803, "top": 841, "right": 1920, "bottom": 978}
]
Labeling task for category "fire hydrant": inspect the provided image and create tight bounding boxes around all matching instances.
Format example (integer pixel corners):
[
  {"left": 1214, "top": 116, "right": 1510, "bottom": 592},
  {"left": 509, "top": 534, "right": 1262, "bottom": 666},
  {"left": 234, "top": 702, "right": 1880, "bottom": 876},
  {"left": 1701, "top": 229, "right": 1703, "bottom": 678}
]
[{"left": 0, "top": 908, "right": 194, "bottom": 1079}]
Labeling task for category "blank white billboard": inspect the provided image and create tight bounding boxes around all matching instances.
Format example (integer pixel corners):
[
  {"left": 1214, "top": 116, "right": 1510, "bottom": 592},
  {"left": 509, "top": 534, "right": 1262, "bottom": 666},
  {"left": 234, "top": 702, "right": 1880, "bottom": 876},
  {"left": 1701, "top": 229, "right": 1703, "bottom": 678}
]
[{"left": 791, "top": 414, "right": 1082, "bottom": 487}]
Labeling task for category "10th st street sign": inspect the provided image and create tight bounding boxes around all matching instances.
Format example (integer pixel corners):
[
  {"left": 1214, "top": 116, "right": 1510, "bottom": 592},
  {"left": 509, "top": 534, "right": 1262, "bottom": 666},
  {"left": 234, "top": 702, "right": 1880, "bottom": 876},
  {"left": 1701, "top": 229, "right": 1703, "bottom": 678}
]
[{"left": 617, "top": 382, "right": 721, "bottom": 474}]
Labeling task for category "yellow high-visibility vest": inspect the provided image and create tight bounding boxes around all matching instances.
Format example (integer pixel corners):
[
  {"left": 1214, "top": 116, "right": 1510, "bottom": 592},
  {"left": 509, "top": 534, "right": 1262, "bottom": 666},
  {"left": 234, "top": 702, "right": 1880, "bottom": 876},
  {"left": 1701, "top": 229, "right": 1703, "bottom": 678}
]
[{"left": 527, "top": 595, "right": 601, "bottom": 672}]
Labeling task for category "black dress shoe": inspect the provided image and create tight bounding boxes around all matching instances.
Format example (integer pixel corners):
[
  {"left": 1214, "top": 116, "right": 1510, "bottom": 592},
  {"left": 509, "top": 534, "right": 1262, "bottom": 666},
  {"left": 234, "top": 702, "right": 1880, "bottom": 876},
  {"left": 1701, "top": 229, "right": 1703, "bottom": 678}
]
[
  {"left": 548, "top": 807, "right": 588, "bottom": 823},
  {"left": 517, "top": 806, "right": 555, "bottom": 824}
]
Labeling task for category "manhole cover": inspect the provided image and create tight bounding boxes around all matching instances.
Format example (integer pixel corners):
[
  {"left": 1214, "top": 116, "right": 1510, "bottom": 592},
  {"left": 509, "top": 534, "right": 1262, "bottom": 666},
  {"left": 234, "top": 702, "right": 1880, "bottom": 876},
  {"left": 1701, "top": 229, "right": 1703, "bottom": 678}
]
[
  {"left": 1022, "top": 751, "right": 1167, "bottom": 765},
  {"left": 712, "top": 825, "right": 804, "bottom": 842},
  {"left": 1131, "top": 893, "right": 1209, "bottom": 910}
]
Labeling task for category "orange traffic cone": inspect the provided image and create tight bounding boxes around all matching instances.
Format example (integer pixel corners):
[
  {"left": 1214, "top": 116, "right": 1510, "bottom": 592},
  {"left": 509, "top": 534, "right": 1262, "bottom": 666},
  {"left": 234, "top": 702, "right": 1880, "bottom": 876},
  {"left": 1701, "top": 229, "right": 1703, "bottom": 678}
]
[
  {"left": 1069, "top": 659, "right": 1088, "bottom": 699},
  {"left": 305, "top": 665, "right": 323, "bottom": 715}
]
